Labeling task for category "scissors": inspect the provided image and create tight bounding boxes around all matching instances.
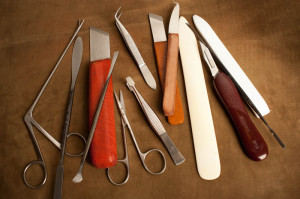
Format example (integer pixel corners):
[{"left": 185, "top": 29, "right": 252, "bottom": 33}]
[
  {"left": 23, "top": 21, "right": 86, "bottom": 189},
  {"left": 107, "top": 90, "right": 166, "bottom": 185}
]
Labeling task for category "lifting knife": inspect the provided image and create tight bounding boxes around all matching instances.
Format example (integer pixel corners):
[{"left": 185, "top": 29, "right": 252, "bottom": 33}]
[
  {"left": 187, "top": 24, "right": 269, "bottom": 161},
  {"left": 163, "top": 2, "right": 180, "bottom": 116},
  {"left": 149, "top": 13, "right": 184, "bottom": 125}
]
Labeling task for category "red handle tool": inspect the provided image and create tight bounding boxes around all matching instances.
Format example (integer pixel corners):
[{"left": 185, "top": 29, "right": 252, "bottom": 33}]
[{"left": 89, "top": 59, "right": 117, "bottom": 168}]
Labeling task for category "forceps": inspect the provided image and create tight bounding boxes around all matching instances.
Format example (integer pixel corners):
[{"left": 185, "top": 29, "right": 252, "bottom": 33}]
[
  {"left": 23, "top": 21, "right": 86, "bottom": 189},
  {"left": 107, "top": 90, "right": 166, "bottom": 185}
]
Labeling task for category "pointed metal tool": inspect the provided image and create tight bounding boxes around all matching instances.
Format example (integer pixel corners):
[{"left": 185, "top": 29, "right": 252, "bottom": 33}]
[
  {"left": 115, "top": 7, "right": 156, "bottom": 90},
  {"left": 126, "top": 76, "right": 185, "bottom": 165}
]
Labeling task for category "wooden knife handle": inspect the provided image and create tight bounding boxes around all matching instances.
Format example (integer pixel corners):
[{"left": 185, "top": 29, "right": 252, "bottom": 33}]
[
  {"left": 89, "top": 59, "right": 117, "bottom": 168},
  {"left": 154, "top": 41, "right": 184, "bottom": 125},
  {"left": 213, "top": 72, "right": 268, "bottom": 161},
  {"left": 163, "top": 33, "right": 179, "bottom": 116}
]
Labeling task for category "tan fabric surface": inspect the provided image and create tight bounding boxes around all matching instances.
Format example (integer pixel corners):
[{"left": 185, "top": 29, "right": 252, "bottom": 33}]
[{"left": 0, "top": 0, "right": 299, "bottom": 198}]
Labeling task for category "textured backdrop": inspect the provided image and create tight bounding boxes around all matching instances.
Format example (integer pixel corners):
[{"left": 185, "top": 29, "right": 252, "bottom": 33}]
[{"left": 0, "top": 0, "right": 299, "bottom": 198}]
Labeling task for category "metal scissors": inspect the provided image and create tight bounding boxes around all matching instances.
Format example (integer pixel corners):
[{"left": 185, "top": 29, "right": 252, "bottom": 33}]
[
  {"left": 106, "top": 90, "right": 166, "bottom": 185},
  {"left": 23, "top": 21, "right": 86, "bottom": 189}
]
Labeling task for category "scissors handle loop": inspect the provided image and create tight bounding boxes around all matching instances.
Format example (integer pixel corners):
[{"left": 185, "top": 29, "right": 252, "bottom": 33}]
[
  {"left": 23, "top": 160, "right": 47, "bottom": 189},
  {"left": 65, "top": 132, "right": 86, "bottom": 157},
  {"left": 140, "top": 148, "right": 166, "bottom": 175},
  {"left": 106, "top": 158, "right": 130, "bottom": 186}
]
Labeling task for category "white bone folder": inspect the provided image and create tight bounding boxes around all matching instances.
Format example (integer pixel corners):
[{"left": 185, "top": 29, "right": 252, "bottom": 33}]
[
  {"left": 179, "top": 17, "right": 220, "bottom": 180},
  {"left": 193, "top": 15, "right": 270, "bottom": 117}
]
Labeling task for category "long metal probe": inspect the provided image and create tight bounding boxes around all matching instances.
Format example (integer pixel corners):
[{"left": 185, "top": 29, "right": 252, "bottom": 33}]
[
  {"left": 72, "top": 51, "right": 119, "bottom": 183},
  {"left": 27, "top": 20, "right": 85, "bottom": 113}
]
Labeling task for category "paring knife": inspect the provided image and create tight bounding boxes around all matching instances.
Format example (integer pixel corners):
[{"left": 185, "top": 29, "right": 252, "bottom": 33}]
[
  {"left": 178, "top": 17, "right": 220, "bottom": 180},
  {"left": 89, "top": 27, "right": 117, "bottom": 168},
  {"left": 115, "top": 7, "right": 156, "bottom": 90},
  {"left": 192, "top": 15, "right": 270, "bottom": 117},
  {"left": 126, "top": 77, "right": 185, "bottom": 165},
  {"left": 187, "top": 24, "right": 269, "bottom": 161},
  {"left": 163, "top": 2, "right": 180, "bottom": 116},
  {"left": 149, "top": 13, "right": 184, "bottom": 125}
]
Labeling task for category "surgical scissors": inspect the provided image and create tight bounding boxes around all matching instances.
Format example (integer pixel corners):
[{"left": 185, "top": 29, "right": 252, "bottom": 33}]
[
  {"left": 23, "top": 20, "right": 86, "bottom": 189},
  {"left": 107, "top": 90, "right": 166, "bottom": 185}
]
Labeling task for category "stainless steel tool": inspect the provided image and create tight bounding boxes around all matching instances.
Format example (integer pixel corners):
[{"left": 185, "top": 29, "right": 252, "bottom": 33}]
[
  {"left": 106, "top": 91, "right": 130, "bottom": 185},
  {"left": 107, "top": 90, "right": 166, "bottom": 185},
  {"left": 53, "top": 36, "right": 83, "bottom": 199},
  {"left": 126, "top": 77, "right": 185, "bottom": 165},
  {"left": 72, "top": 51, "right": 119, "bottom": 183},
  {"left": 115, "top": 7, "right": 156, "bottom": 90},
  {"left": 23, "top": 21, "right": 86, "bottom": 189}
]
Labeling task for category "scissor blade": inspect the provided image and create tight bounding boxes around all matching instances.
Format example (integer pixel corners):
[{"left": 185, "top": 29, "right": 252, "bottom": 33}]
[
  {"left": 114, "top": 92, "right": 129, "bottom": 126},
  {"left": 120, "top": 90, "right": 126, "bottom": 112}
]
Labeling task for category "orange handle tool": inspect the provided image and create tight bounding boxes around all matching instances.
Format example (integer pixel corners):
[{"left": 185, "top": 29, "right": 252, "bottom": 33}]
[
  {"left": 163, "top": 33, "right": 179, "bottom": 116},
  {"left": 89, "top": 59, "right": 117, "bottom": 168},
  {"left": 154, "top": 41, "right": 184, "bottom": 125}
]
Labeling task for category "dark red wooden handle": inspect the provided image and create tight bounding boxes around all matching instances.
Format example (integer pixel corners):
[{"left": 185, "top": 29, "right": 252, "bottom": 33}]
[
  {"left": 89, "top": 58, "right": 117, "bottom": 168},
  {"left": 213, "top": 72, "right": 268, "bottom": 161}
]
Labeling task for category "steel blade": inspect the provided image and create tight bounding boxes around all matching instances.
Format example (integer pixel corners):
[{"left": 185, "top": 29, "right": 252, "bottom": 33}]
[
  {"left": 90, "top": 27, "right": 110, "bottom": 61},
  {"left": 168, "top": 2, "right": 179, "bottom": 34},
  {"left": 71, "top": 37, "right": 83, "bottom": 82},
  {"left": 149, "top": 13, "right": 167, "bottom": 42}
]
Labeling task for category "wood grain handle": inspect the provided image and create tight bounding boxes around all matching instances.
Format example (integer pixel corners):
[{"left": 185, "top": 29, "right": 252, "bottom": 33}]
[
  {"left": 213, "top": 72, "right": 268, "bottom": 161},
  {"left": 89, "top": 59, "right": 117, "bottom": 168},
  {"left": 154, "top": 41, "right": 184, "bottom": 125},
  {"left": 163, "top": 33, "right": 179, "bottom": 116}
]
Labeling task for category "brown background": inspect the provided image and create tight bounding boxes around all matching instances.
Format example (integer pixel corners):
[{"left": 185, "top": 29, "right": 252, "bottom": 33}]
[{"left": 0, "top": 0, "right": 299, "bottom": 198}]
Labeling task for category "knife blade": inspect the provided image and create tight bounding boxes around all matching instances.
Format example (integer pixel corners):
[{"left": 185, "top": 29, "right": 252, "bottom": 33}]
[
  {"left": 187, "top": 23, "right": 269, "bottom": 161},
  {"left": 162, "top": 2, "right": 180, "bottom": 116},
  {"left": 192, "top": 15, "right": 270, "bottom": 117},
  {"left": 149, "top": 13, "right": 184, "bottom": 125},
  {"left": 178, "top": 17, "right": 220, "bottom": 180},
  {"left": 115, "top": 8, "right": 156, "bottom": 90},
  {"left": 89, "top": 27, "right": 117, "bottom": 168}
]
